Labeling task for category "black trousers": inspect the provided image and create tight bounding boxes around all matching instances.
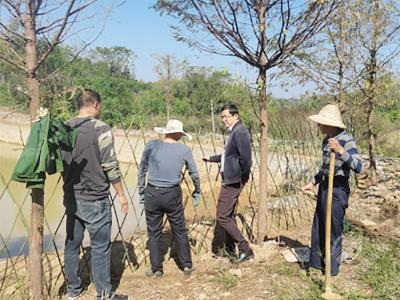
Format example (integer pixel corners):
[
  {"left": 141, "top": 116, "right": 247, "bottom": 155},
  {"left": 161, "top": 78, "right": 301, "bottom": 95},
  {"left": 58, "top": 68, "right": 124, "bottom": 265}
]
[
  {"left": 310, "top": 180, "right": 349, "bottom": 276},
  {"left": 144, "top": 184, "right": 192, "bottom": 272}
]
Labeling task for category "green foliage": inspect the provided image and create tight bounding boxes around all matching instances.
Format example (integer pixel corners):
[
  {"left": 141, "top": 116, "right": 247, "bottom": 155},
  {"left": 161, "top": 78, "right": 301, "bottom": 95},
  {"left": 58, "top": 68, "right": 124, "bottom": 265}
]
[
  {"left": 0, "top": 84, "right": 14, "bottom": 106},
  {"left": 1, "top": 42, "right": 399, "bottom": 156}
]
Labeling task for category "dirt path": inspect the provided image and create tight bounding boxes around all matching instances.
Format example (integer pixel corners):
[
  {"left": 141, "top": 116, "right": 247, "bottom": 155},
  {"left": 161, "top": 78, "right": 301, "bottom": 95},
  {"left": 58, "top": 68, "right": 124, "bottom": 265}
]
[{"left": 64, "top": 224, "right": 374, "bottom": 300}]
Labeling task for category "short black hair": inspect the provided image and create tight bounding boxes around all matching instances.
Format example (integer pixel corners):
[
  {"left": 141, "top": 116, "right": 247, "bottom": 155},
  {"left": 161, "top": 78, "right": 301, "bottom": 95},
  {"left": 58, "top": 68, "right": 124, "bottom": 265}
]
[
  {"left": 76, "top": 88, "right": 101, "bottom": 109},
  {"left": 220, "top": 103, "right": 239, "bottom": 115}
]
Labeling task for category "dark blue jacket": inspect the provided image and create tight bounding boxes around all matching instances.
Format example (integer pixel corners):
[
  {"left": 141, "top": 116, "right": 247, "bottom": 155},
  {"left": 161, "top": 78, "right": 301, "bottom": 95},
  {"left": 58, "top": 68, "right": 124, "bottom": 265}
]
[{"left": 209, "top": 121, "right": 252, "bottom": 185}]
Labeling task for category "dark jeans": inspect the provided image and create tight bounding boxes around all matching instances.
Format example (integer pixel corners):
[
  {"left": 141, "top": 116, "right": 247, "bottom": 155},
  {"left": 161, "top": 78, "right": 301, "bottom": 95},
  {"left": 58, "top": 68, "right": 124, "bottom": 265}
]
[
  {"left": 310, "top": 181, "right": 349, "bottom": 276},
  {"left": 145, "top": 184, "right": 192, "bottom": 272},
  {"left": 64, "top": 198, "right": 112, "bottom": 299},
  {"left": 215, "top": 182, "right": 250, "bottom": 253}
]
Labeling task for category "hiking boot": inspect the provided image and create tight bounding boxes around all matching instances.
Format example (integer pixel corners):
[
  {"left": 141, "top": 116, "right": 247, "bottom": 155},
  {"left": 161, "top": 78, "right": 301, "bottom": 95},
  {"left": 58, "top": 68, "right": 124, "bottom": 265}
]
[
  {"left": 145, "top": 268, "right": 163, "bottom": 278},
  {"left": 183, "top": 266, "right": 195, "bottom": 276}
]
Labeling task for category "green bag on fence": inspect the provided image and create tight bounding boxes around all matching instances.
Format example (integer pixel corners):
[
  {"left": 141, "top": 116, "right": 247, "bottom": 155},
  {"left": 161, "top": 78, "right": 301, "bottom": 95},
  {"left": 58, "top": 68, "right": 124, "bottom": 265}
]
[{"left": 11, "top": 115, "right": 77, "bottom": 189}]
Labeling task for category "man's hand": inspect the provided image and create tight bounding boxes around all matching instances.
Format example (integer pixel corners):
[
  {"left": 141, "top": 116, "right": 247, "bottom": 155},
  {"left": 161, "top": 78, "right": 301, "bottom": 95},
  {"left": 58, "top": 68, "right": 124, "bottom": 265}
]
[
  {"left": 139, "top": 193, "right": 145, "bottom": 209},
  {"left": 118, "top": 194, "right": 128, "bottom": 214},
  {"left": 111, "top": 181, "right": 128, "bottom": 214},
  {"left": 300, "top": 182, "right": 314, "bottom": 194},
  {"left": 192, "top": 191, "right": 200, "bottom": 208},
  {"left": 328, "top": 138, "right": 345, "bottom": 155}
]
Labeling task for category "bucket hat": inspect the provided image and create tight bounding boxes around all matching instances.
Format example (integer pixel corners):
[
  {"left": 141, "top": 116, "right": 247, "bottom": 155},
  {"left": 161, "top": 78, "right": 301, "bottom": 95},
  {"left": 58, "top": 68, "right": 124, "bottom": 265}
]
[
  {"left": 308, "top": 104, "right": 346, "bottom": 129},
  {"left": 154, "top": 119, "right": 192, "bottom": 140}
]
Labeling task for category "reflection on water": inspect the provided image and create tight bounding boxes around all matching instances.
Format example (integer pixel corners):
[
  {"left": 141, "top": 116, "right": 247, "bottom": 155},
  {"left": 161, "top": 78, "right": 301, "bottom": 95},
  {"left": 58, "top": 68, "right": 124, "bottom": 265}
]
[
  {"left": 0, "top": 141, "right": 145, "bottom": 258},
  {"left": 0, "top": 235, "right": 65, "bottom": 259}
]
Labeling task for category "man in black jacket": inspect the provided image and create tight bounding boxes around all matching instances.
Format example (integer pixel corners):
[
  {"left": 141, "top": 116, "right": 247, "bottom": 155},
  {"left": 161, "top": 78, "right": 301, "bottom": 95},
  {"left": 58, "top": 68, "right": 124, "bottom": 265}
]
[{"left": 203, "top": 103, "right": 254, "bottom": 263}]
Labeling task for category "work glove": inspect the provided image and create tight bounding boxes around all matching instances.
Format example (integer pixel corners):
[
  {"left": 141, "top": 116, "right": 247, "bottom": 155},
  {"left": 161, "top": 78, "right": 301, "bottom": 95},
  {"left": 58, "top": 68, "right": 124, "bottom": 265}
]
[
  {"left": 192, "top": 191, "right": 200, "bottom": 208},
  {"left": 139, "top": 193, "right": 145, "bottom": 209}
]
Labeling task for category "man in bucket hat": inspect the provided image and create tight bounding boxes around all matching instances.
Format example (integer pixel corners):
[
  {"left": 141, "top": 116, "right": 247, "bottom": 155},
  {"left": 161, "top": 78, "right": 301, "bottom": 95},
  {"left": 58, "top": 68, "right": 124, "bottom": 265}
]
[
  {"left": 301, "top": 104, "right": 363, "bottom": 276},
  {"left": 138, "top": 119, "right": 201, "bottom": 277}
]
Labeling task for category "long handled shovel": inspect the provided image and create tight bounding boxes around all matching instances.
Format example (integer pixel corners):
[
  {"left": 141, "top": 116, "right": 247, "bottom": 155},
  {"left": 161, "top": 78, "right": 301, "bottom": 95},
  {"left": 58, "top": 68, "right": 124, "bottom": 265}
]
[{"left": 321, "top": 151, "right": 342, "bottom": 300}]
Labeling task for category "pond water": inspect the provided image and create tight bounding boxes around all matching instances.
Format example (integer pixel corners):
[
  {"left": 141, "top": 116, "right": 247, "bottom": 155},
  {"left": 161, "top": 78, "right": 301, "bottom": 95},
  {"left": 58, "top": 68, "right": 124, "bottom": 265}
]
[{"left": 0, "top": 141, "right": 145, "bottom": 258}]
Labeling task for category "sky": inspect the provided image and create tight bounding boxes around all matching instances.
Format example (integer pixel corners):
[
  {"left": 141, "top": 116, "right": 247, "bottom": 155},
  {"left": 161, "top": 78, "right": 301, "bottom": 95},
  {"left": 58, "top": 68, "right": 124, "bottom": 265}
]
[{"left": 78, "top": 1, "right": 312, "bottom": 99}]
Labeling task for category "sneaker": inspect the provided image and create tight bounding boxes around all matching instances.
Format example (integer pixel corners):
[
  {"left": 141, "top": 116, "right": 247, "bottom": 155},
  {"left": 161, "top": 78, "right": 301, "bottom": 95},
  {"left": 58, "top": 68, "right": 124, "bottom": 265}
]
[
  {"left": 96, "top": 292, "right": 129, "bottom": 299},
  {"left": 68, "top": 290, "right": 85, "bottom": 300},
  {"left": 145, "top": 268, "right": 163, "bottom": 277},
  {"left": 183, "top": 266, "right": 195, "bottom": 276},
  {"left": 111, "top": 294, "right": 129, "bottom": 300}
]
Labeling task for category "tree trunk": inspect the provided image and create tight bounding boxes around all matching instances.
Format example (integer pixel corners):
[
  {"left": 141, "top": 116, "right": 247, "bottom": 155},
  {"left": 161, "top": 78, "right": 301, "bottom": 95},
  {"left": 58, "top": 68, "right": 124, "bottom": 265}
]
[
  {"left": 367, "top": 0, "right": 379, "bottom": 185},
  {"left": 257, "top": 67, "right": 268, "bottom": 244},
  {"left": 29, "top": 189, "right": 44, "bottom": 299},
  {"left": 367, "top": 67, "right": 378, "bottom": 185},
  {"left": 256, "top": 4, "right": 268, "bottom": 244},
  {"left": 211, "top": 99, "right": 215, "bottom": 135},
  {"left": 25, "top": 5, "right": 44, "bottom": 299},
  {"left": 367, "top": 106, "right": 377, "bottom": 184}
]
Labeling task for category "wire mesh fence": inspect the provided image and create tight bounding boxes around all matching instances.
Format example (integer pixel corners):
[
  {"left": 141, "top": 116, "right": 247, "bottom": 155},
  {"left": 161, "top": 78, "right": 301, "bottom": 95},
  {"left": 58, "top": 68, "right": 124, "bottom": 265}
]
[{"left": 0, "top": 115, "right": 322, "bottom": 299}]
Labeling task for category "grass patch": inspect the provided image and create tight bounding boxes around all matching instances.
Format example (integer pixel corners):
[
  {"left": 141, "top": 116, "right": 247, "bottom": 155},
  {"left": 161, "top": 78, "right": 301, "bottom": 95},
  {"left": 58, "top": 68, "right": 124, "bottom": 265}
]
[
  {"left": 214, "top": 267, "right": 238, "bottom": 289},
  {"left": 262, "top": 261, "right": 325, "bottom": 299},
  {"left": 357, "top": 239, "right": 400, "bottom": 299}
]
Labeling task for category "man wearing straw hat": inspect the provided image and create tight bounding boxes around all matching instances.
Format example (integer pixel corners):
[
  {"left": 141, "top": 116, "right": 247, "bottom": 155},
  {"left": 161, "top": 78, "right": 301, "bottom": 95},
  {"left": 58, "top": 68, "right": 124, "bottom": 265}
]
[
  {"left": 301, "top": 104, "right": 363, "bottom": 276},
  {"left": 138, "top": 119, "right": 201, "bottom": 277},
  {"left": 203, "top": 103, "right": 254, "bottom": 263}
]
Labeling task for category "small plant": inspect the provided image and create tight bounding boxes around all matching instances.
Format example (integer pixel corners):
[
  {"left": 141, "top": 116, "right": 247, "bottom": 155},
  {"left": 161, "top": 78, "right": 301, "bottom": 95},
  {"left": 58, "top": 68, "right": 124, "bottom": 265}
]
[{"left": 215, "top": 267, "right": 238, "bottom": 289}]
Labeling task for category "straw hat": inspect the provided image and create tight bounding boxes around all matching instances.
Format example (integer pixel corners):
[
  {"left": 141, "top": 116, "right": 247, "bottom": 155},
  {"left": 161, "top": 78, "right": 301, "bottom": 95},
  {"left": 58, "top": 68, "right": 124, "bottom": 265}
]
[
  {"left": 154, "top": 119, "right": 192, "bottom": 140},
  {"left": 308, "top": 104, "right": 346, "bottom": 129}
]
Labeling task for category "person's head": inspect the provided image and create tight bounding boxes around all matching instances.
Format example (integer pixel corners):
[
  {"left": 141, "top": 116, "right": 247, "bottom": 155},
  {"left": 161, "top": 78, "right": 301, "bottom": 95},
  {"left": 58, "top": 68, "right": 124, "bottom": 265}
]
[
  {"left": 154, "top": 119, "right": 192, "bottom": 141},
  {"left": 76, "top": 89, "right": 102, "bottom": 118},
  {"left": 220, "top": 103, "right": 240, "bottom": 129},
  {"left": 165, "top": 132, "right": 184, "bottom": 141},
  {"left": 308, "top": 104, "right": 345, "bottom": 137}
]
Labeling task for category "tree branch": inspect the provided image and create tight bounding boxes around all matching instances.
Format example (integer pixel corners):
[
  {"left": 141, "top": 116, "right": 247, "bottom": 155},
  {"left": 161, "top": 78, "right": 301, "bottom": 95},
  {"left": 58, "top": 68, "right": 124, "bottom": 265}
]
[
  {"left": 36, "top": 0, "right": 98, "bottom": 71},
  {"left": 0, "top": 53, "right": 27, "bottom": 72}
]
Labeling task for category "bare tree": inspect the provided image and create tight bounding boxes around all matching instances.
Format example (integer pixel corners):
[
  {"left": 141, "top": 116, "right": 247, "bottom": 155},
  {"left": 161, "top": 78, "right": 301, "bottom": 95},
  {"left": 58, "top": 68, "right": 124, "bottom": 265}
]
[
  {"left": 290, "top": 0, "right": 400, "bottom": 185},
  {"left": 350, "top": 0, "right": 400, "bottom": 185},
  {"left": 154, "top": 0, "right": 339, "bottom": 243},
  {"left": 288, "top": 2, "right": 355, "bottom": 110},
  {"left": 153, "top": 54, "right": 183, "bottom": 119},
  {"left": 0, "top": 1, "right": 108, "bottom": 298}
]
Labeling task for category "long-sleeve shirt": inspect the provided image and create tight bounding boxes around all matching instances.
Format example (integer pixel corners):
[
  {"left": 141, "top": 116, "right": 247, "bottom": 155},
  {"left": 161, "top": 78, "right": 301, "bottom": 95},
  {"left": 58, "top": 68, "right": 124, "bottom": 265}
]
[
  {"left": 312, "top": 131, "right": 363, "bottom": 185},
  {"left": 62, "top": 116, "right": 121, "bottom": 201},
  {"left": 138, "top": 140, "right": 201, "bottom": 195}
]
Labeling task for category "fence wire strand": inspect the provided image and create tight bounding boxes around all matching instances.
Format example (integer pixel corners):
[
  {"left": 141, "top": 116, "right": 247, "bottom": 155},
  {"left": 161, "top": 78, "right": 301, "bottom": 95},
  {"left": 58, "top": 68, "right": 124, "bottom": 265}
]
[{"left": 0, "top": 115, "right": 321, "bottom": 298}]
